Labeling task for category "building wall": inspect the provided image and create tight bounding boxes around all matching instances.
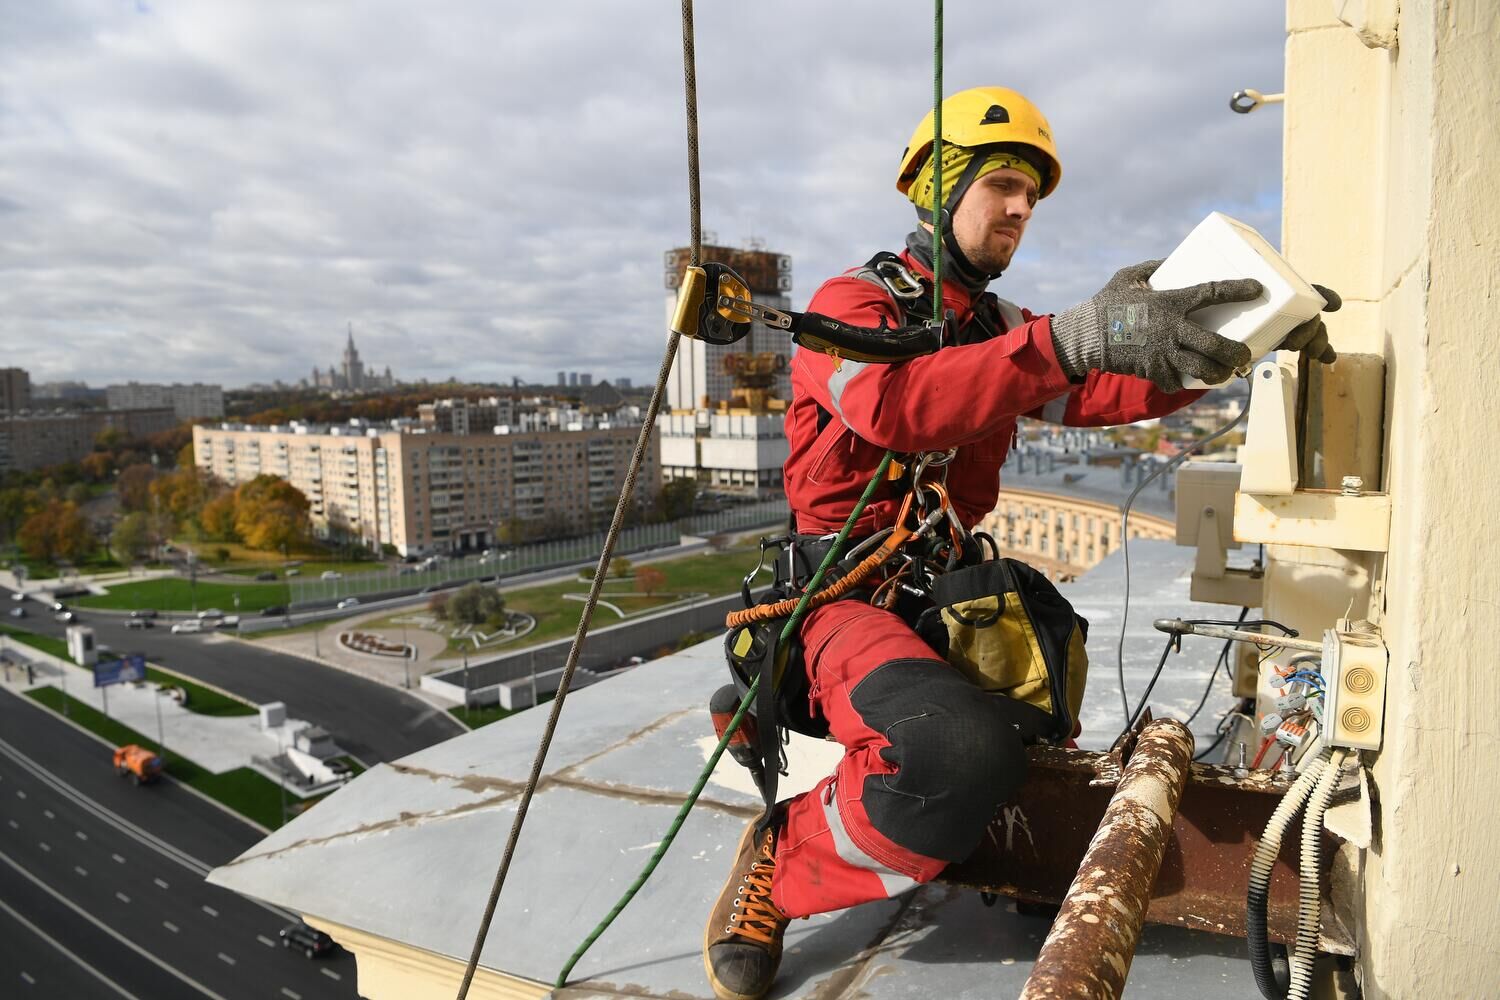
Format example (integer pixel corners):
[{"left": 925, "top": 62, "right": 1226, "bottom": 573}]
[
  {"left": 105, "top": 382, "right": 224, "bottom": 420},
  {"left": 195, "top": 423, "right": 659, "bottom": 556},
  {"left": 1276, "top": 4, "right": 1500, "bottom": 995},
  {"left": 0, "top": 368, "right": 30, "bottom": 414},
  {"left": 0, "top": 408, "right": 177, "bottom": 472},
  {"left": 977, "top": 488, "right": 1174, "bottom": 582}
]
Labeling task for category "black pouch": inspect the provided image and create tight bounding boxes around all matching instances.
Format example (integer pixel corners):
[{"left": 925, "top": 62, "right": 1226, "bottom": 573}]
[{"left": 916, "top": 558, "right": 1090, "bottom": 745}]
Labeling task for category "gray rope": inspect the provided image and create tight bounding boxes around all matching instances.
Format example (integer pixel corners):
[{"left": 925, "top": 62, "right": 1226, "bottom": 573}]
[{"left": 452, "top": 4, "right": 701, "bottom": 995}]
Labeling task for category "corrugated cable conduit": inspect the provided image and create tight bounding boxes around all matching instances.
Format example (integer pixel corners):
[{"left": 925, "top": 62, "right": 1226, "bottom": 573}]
[{"left": 1246, "top": 751, "right": 1328, "bottom": 999}]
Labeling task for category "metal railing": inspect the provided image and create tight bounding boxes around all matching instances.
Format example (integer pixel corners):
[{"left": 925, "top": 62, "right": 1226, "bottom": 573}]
[{"left": 288, "top": 498, "right": 788, "bottom": 605}]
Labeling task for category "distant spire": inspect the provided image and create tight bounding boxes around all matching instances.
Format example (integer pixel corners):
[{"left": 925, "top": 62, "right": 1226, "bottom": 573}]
[{"left": 346, "top": 321, "right": 355, "bottom": 349}]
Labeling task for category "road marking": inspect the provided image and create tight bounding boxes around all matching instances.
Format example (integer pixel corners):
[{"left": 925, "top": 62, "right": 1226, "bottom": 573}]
[
  {"left": 14, "top": 789, "right": 23, "bottom": 799},
  {"left": 116, "top": 891, "right": 131, "bottom": 904},
  {"left": 201, "top": 904, "right": 218, "bottom": 917},
  {"left": 21, "top": 970, "right": 36, "bottom": 984},
  {"left": 280, "top": 989, "right": 302, "bottom": 999},
  {"left": 0, "top": 852, "right": 232, "bottom": 1000},
  {"left": 112, "top": 853, "right": 125, "bottom": 864},
  {"left": 38, "top": 841, "right": 49, "bottom": 852},
  {"left": 154, "top": 877, "right": 170, "bottom": 889},
  {"left": 75, "top": 830, "right": 87, "bottom": 840},
  {"left": 257, "top": 934, "right": 277, "bottom": 948},
  {"left": 162, "top": 921, "right": 179, "bottom": 933},
  {"left": 74, "top": 865, "right": 88, "bottom": 877},
  {"left": 0, "top": 884, "right": 145, "bottom": 999},
  {"left": 7, "top": 819, "right": 17, "bottom": 829},
  {"left": 217, "top": 953, "right": 236, "bottom": 966},
  {"left": 43, "top": 809, "right": 53, "bottom": 819},
  {"left": 320, "top": 968, "right": 341, "bottom": 981}
]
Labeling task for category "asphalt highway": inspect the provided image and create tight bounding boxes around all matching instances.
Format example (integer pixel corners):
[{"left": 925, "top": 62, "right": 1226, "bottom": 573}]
[
  {"left": 6, "top": 585, "right": 462, "bottom": 764},
  {"left": 0, "top": 687, "right": 358, "bottom": 999}
]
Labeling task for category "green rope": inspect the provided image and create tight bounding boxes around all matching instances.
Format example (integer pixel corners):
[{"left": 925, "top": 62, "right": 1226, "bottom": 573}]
[
  {"left": 555, "top": 451, "right": 894, "bottom": 989},
  {"left": 931, "top": 0, "right": 944, "bottom": 319}
]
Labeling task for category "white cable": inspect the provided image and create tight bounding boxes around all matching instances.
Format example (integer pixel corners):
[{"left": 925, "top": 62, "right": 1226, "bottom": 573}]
[
  {"left": 1288, "top": 749, "right": 1353, "bottom": 1000},
  {"left": 1115, "top": 375, "right": 1255, "bottom": 726}
]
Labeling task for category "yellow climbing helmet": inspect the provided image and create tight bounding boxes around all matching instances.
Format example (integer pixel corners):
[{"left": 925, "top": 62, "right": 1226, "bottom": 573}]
[{"left": 897, "top": 86, "right": 1062, "bottom": 200}]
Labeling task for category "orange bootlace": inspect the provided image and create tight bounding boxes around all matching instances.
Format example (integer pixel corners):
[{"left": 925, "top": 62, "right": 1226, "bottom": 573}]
[{"left": 728, "top": 833, "right": 785, "bottom": 945}]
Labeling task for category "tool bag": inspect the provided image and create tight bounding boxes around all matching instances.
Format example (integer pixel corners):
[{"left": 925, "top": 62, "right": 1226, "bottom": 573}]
[{"left": 915, "top": 557, "right": 1089, "bottom": 745}]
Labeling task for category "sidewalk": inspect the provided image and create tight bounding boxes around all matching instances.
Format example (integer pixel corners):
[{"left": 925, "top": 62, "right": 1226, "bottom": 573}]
[{"left": 0, "top": 635, "right": 317, "bottom": 777}]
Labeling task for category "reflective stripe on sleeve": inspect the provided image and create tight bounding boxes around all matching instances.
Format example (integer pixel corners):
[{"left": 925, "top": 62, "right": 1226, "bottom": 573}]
[{"left": 825, "top": 360, "right": 870, "bottom": 426}]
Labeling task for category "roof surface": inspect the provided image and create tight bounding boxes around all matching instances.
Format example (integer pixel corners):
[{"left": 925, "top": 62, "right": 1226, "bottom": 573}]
[{"left": 209, "top": 539, "right": 1255, "bottom": 998}]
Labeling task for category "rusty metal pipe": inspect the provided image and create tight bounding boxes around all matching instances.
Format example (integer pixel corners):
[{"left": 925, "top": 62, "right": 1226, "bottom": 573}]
[{"left": 1019, "top": 718, "right": 1194, "bottom": 1000}]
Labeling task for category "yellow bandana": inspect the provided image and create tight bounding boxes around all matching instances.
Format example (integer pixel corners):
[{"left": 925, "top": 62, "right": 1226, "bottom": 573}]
[{"left": 905, "top": 145, "right": 1043, "bottom": 217}]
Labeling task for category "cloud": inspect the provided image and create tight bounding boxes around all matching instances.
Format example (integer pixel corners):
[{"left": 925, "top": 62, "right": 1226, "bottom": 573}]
[{"left": 0, "top": 1, "right": 1287, "bottom": 389}]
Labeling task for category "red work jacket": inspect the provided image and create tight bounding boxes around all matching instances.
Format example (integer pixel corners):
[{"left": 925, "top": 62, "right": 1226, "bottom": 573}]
[{"left": 784, "top": 250, "right": 1205, "bottom": 535}]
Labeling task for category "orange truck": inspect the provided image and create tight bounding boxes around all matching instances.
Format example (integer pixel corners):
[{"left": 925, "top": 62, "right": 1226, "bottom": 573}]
[{"left": 113, "top": 744, "right": 163, "bottom": 785}]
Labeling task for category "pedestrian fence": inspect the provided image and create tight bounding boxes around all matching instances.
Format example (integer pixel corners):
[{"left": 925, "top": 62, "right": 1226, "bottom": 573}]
[{"left": 288, "top": 499, "right": 789, "bottom": 606}]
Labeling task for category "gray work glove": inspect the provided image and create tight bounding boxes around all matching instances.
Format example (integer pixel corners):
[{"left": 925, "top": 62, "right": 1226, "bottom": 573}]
[
  {"left": 1274, "top": 284, "right": 1341, "bottom": 364},
  {"left": 1050, "top": 260, "right": 1261, "bottom": 392}
]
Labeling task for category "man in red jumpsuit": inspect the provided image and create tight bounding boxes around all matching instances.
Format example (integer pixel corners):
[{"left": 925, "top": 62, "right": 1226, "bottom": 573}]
[{"left": 703, "top": 86, "right": 1338, "bottom": 1000}]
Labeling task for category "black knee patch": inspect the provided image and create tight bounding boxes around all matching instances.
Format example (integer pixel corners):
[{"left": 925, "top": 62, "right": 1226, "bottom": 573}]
[{"left": 850, "top": 658, "right": 1028, "bottom": 862}]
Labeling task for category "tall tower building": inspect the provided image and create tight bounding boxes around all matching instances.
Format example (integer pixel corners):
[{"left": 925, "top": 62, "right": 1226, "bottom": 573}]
[{"left": 341, "top": 324, "right": 366, "bottom": 391}]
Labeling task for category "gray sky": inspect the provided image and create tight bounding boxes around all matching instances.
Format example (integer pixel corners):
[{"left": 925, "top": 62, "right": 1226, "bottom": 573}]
[{"left": 0, "top": 2, "right": 1286, "bottom": 389}]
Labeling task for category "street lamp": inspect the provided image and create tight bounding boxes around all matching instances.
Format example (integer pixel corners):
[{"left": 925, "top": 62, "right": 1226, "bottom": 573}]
[{"left": 154, "top": 687, "right": 167, "bottom": 755}]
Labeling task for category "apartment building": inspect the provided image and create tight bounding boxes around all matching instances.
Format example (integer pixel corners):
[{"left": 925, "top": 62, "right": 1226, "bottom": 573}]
[
  {"left": 0, "top": 368, "right": 31, "bottom": 414},
  {"left": 105, "top": 381, "right": 224, "bottom": 420},
  {"left": 193, "top": 419, "right": 658, "bottom": 557},
  {"left": 0, "top": 407, "right": 177, "bottom": 473}
]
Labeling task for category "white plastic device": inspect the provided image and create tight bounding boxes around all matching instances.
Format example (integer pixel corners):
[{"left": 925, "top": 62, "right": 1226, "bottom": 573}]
[{"left": 1149, "top": 212, "right": 1327, "bottom": 389}]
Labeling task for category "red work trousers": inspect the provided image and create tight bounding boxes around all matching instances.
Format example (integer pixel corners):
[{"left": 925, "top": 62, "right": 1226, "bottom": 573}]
[{"left": 769, "top": 599, "right": 1028, "bottom": 919}]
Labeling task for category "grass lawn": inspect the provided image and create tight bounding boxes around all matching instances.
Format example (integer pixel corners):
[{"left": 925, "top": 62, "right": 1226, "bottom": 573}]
[
  {"left": 73, "top": 577, "right": 291, "bottom": 613},
  {"left": 2, "top": 624, "right": 257, "bottom": 718},
  {"left": 448, "top": 694, "right": 551, "bottom": 729},
  {"left": 218, "top": 559, "right": 383, "bottom": 580},
  {"left": 342, "top": 546, "right": 763, "bottom": 660},
  {"left": 7, "top": 549, "right": 123, "bottom": 580},
  {"left": 26, "top": 687, "right": 295, "bottom": 829}
]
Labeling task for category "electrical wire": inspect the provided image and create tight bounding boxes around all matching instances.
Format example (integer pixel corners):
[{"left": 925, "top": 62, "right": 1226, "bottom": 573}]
[
  {"left": 1183, "top": 606, "right": 1248, "bottom": 726},
  {"left": 1115, "top": 376, "right": 1256, "bottom": 727}
]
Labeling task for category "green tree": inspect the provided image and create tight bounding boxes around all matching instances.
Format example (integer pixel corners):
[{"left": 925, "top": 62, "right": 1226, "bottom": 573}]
[
  {"left": 0, "top": 487, "right": 37, "bottom": 542},
  {"left": 446, "top": 582, "right": 506, "bottom": 626},
  {"left": 64, "top": 482, "right": 90, "bottom": 505},
  {"left": 610, "top": 556, "right": 633, "bottom": 578},
  {"left": 656, "top": 478, "right": 697, "bottom": 521},
  {"left": 110, "top": 512, "right": 153, "bottom": 562}
]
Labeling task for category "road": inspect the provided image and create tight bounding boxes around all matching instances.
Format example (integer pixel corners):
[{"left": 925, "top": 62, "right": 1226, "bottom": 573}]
[
  {"left": 7, "top": 585, "right": 462, "bottom": 764},
  {"left": 0, "top": 686, "right": 358, "bottom": 999}
]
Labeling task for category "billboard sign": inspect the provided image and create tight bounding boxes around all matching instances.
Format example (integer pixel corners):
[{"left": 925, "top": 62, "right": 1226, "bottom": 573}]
[{"left": 93, "top": 653, "right": 147, "bottom": 689}]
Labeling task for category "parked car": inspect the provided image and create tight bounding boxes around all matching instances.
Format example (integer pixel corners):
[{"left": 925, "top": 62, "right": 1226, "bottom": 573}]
[
  {"left": 9, "top": 592, "right": 23, "bottom": 602},
  {"left": 130, "top": 609, "right": 159, "bottom": 620},
  {"left": 320, "top": 570, "right": 343, "bottom": 581},
  {"left": 9, "top": 607, "right": 25, "bottom": 618},
  {"left": 284, "top": 568, "right": 301, "bottom": 577},
  {"left": 254, "top": 571, "right": 278, "bottom": 581},
  {"left": 54, "top": 610, "right": 76, "bottom": 623},
  {"left": 170, "top": 619, "right": 204, "bottom": 635},
  {"left": 279, "top": 922, "right": 335, "bottom": 959},
  {"left": 336, "top": 597, "right": 360, "bottom": 610},
  {"left": 197, "top": 608, "right": 225, "bottom": 620},
  {"left": 125, "top": 617, "right": 153, "bottom": 630},
  {"left": 261, "top": 605, "right": 288, "bottom": 617},
  {"left": 50, "top": 601, "right": 68, "bottom": 613}
]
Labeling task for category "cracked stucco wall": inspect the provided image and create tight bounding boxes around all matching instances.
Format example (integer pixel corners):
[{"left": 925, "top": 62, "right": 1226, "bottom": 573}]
[{"left": 1279, "top": 2, "right": 1500, "bottom": 997}]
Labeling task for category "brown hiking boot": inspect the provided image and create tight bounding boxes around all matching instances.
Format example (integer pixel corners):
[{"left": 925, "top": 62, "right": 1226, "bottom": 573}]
[{"left": 703, "top": 816, "right": 789, "bottom": 1000}]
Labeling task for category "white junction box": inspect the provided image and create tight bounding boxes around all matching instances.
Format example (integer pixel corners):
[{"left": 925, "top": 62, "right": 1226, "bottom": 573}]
[
  {"left": 1320, "top": 620, "right": 1388, "bottom": 751},
  {"left": 1150, "top": 212, "right": 1328, "bottom": 389}
]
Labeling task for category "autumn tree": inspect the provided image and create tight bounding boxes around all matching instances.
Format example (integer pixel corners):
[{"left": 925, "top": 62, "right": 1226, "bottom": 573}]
[
  {"left": 18, "top": 501, "right": 94, "bottom": 563},
  {"left": 200, "top": 491, "right": 238, "bottom": 541},
  {"left": 117, "top": 463, "right": 156, "bottom": 512},
  {"left": 232, "top": 475, "right": 311, "bottom": 551},
  {"left": 149, "top": 466, "right": 210, "bottom": 522},
  {"left": 635, "top": 565, "right": 668, "bottom": 598}
]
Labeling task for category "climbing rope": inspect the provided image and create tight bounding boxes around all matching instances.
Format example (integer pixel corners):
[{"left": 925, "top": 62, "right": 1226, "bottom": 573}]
[
  {"left": 553, "top": 3, "right": 948, "bottom": 989},
  {"left": 461, "top": 0, "right": 947, "bottom": 993},
  {"left": 451, "top": 4, "right": 702, "bottom": 996}
]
